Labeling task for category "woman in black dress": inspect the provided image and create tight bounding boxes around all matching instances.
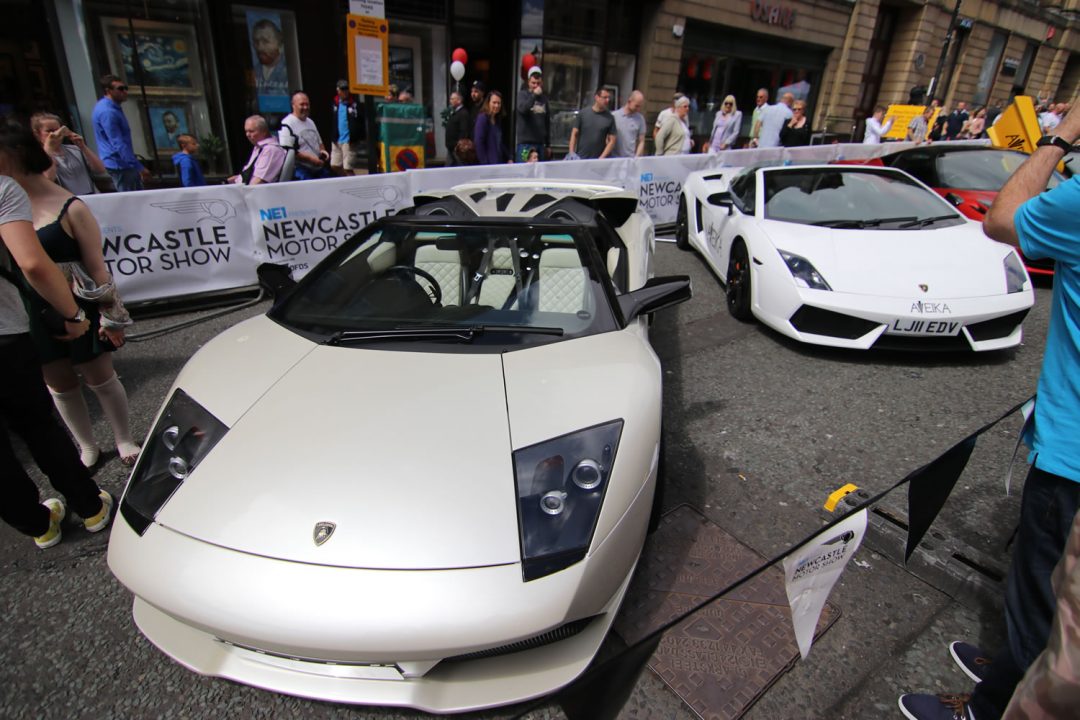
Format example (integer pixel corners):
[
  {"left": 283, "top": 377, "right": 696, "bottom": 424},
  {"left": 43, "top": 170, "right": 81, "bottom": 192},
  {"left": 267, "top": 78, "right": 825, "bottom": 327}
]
[
  {"left": 780, "top": 100, "right": 812, "bottom": 147},
  {"left": 0, "top": 124, "right": 139, "bottom": 468}
]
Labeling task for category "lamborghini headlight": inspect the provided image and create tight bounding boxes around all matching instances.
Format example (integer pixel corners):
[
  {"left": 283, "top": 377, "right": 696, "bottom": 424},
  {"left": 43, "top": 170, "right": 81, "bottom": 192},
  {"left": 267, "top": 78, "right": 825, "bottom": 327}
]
[
  {"left": 780, "top": 250, "right": 832, "bottom": 291},
  {"left": 120, "top": 389, "right": 227, "bottom": 535},
  {"left": 513, "top": 420, "right": 623, "bottom": 581},
  {"left": 1004, "top": 252, "right": 1028, "bottom": 294}
]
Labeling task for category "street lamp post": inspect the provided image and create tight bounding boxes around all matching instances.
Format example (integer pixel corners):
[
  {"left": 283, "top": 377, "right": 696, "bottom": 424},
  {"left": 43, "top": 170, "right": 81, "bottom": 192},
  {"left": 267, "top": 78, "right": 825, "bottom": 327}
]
[{"left": 926, "top": 0, "right": 963, "bottom": 102}]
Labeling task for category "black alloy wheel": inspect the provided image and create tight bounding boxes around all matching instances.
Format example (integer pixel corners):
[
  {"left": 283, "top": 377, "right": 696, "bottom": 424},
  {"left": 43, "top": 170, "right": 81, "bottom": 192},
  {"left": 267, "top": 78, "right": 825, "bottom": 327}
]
[{"left": 726, "top": 241, "right": 752, "bottom": 321}]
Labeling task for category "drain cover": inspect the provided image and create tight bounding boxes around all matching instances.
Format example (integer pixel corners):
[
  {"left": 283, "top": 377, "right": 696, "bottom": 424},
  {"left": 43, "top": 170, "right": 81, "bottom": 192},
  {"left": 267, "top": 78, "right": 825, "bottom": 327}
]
[{"left": 614, "top": 505, "right": 841, "bottom": 720}]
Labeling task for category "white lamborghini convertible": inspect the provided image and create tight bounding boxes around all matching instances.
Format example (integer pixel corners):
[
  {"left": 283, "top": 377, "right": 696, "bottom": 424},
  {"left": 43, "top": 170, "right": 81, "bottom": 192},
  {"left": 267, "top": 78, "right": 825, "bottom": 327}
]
[
  {"left": 676, "top": 164, "right": 1034, "bottom": 351},
  {"left": 107, "top": 181, "right": 690, "bottom": 713}
]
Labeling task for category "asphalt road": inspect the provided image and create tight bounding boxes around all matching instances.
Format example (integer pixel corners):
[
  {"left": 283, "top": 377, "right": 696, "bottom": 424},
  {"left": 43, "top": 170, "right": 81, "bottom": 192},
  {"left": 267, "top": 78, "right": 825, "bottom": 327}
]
[{"left": 0, "top": 240, "right": 1048, "bottom": 719}]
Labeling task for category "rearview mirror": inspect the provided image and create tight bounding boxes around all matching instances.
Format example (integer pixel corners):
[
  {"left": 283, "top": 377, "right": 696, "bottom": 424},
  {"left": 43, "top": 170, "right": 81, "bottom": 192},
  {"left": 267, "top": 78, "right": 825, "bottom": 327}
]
[{"left": 618, "top": 275, "right": 692, "bottom": 323}]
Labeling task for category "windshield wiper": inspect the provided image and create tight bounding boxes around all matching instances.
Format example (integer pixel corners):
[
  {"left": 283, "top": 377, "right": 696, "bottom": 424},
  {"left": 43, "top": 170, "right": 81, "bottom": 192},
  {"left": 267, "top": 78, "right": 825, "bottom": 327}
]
[
  {"left": 325, "top": 324, "right": 564, "bottom": 345},
  {"left": 812, "top": 216, "right": 918, "bottom": 229},
  {"left": 898, "top": 214, "right": 960, "bottom": 228}
]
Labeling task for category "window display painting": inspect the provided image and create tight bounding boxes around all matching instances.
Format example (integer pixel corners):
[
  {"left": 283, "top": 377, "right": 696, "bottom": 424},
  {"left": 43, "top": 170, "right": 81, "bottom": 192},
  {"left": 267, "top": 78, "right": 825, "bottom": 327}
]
[
  {"left": 148, "top": 104, "right": 190, "bottom": 154},
  {"left": 103, "top": 18, "right": 202, "bottom": 96},
  {"left": 246, "top": 10, "right": 290, "bottom": 113}
]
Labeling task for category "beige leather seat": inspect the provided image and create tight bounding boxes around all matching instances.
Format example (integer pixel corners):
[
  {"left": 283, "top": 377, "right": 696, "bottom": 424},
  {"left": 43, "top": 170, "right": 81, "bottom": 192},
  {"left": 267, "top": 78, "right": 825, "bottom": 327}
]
[
  {"left": 537, "top": 248, "right": 588, "bottom": 314},
  {"left": 414, "top": 245, "right": 463, "bottom": 306}
]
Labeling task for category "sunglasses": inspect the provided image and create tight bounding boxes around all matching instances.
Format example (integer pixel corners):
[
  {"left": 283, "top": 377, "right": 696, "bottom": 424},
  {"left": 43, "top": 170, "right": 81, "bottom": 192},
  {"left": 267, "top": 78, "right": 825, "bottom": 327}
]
[
  {"left": 723, "top": 102, "right": 733, "bottom": 106},
  {"left": 112, "top": 85, "right": 129, "bottom": 92}
]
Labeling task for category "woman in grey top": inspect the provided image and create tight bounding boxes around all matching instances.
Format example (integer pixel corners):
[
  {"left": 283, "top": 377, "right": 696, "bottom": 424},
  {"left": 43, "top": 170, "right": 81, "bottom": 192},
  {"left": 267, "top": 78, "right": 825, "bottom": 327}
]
[{"left": 31, "top": 112, "right": 107, "bottom": 195}]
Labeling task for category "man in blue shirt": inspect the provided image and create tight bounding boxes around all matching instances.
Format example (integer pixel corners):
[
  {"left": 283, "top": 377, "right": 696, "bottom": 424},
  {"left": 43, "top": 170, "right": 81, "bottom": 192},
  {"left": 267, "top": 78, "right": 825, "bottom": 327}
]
[
  {"left": 91, "top": 74, "right": 149, "bottom": 191},
  {"left": 898, "top": 104, "right": 1080, "bottom": 720},
  {"left": 172, "top": 134, "right": 206, "bottom": 187},
  {"left": 329, "top": 80, "right": 363, "bottom": 176}
]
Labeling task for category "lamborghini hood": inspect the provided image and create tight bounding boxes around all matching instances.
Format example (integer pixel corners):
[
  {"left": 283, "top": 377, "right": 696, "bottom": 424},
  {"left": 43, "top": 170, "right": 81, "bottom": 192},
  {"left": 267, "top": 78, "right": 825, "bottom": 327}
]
[
  {"left": 759, "top": 220, "right": 1016, "bottom": 298},
  {"left": 154, "top": 317, "right": 520, "bottom": 570}
]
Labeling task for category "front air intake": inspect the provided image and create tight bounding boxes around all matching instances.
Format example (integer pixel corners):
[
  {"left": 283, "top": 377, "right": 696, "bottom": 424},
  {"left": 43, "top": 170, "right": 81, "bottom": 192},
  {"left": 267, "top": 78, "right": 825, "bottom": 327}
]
[{"left": 443, "top": 616, "right": 596, "bottom": 662}]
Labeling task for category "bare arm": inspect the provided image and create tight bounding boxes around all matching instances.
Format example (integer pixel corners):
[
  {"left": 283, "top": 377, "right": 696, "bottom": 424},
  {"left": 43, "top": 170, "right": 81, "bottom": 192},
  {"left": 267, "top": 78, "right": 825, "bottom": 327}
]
[
  {"left": 985, "top": 106, "right": 1080, "bottom": 247},
  {"left": 63, "top": 200, "right": 111, "bottom": 286},
  {"left": 568, "top": 127, "right": 579, "bottom": 155},
  {"left": 0, "top": 219, "right": 88, "bottom": 339},
  {"left": 599, "top": 132, "right": 616, "bottom": 159},
  {"left": 74, "top": 136, "right": 107, "bottom": 175},
  {"left": 635, "top": 132, "right": 645, "bottom": 157}
]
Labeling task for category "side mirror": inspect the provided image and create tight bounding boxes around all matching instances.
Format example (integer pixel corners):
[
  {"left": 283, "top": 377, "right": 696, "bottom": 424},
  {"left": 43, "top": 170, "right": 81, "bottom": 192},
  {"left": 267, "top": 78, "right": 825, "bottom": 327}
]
[
  {"left": 707, "top": 191, "right": 734, "bottom": 216},
  {"left": 257, "top": 262, "right": 297, "bottom": 299},
  {"left": 618, "top": 275, "right": 692, "bottom": 323},
  {"left": 944, "top": 192, "right": 964, "bottom": 207}
]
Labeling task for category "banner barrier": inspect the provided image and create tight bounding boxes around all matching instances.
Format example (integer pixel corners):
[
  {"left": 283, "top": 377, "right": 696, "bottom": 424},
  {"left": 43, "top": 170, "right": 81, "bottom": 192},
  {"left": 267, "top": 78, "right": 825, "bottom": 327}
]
[
  {"left": 82, "top": 140, "right": 986, "bottom": 304},
  {"left": 516, "top": 396, "right": 1032, "bottom": 720}
]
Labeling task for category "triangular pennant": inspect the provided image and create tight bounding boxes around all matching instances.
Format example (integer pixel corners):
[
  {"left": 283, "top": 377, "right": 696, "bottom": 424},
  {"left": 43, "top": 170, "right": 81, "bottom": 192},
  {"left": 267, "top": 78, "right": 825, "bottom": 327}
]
[
  {"left": 783, "top": 509, "right": 867, "bottom": 659},
  {"left": 554, "top": 635, "right": 662, "bottom": 720},
  {"left": 904, "top": 436, "right": 977, "bottom": 562}
]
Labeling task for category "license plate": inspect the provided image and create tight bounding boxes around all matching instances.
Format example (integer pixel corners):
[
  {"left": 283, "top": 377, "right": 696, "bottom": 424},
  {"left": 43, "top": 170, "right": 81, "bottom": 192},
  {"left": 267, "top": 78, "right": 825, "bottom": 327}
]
[{"left": 887, "top": 318, "right": 962, "bottom": 336}]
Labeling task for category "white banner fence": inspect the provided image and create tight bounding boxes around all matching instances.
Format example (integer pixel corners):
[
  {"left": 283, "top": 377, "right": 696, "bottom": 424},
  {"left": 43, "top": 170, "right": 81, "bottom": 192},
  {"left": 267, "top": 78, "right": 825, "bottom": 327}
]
[{"left": 82, "top": 141, "right": 964, "bottom": 304}]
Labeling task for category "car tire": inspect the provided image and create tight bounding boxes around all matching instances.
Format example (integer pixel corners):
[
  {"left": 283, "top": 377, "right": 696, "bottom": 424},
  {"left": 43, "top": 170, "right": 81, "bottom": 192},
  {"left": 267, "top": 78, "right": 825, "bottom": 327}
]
[
  {"left": 726, "top": 240, "right": 753, "bottom": 321},
  {"left": 675, "top": 195, "right": 690, "bottom": 250},
  {"left": 647, "top": 430, "right": 666, "bottom": 534}
]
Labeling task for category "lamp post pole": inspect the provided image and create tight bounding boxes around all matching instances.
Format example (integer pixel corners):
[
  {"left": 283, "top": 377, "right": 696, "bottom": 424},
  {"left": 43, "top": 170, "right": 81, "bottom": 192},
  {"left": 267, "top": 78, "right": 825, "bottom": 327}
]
[{"left": 926, "top": 0, "right": 963, "bottom": 102}]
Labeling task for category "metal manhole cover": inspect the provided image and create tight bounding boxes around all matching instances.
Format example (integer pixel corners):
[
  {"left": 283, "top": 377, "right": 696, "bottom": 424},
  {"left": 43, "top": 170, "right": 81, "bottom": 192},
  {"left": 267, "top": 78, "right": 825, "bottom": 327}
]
[{"left": 614, "top": 505, "right": 841, "bottom": 720}]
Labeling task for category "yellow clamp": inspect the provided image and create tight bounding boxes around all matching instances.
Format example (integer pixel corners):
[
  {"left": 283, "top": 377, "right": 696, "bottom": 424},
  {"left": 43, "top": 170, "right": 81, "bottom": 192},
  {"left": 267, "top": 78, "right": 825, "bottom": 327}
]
[{"left": 824, "top": 483, "right": 859, "bottom": 512}]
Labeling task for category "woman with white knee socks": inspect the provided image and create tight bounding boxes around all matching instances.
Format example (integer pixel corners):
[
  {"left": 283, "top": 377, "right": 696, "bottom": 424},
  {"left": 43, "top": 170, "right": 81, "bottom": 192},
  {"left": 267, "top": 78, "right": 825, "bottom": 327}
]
[{"left": 0, "top": 123, "right": 139, "bottom": 467}]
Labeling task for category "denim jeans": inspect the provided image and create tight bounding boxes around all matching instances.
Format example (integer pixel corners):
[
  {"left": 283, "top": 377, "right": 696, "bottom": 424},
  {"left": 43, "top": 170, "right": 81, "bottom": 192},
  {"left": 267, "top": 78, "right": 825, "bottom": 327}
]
[
  {"left": 108, "top": 167, "right": 143, "bottom": 192},
  {"left": 0, "top": 334, "right": 103, "bottom": 537},
  {"left": 969, "top": 465, "right": 1080, "bottom": 719}
]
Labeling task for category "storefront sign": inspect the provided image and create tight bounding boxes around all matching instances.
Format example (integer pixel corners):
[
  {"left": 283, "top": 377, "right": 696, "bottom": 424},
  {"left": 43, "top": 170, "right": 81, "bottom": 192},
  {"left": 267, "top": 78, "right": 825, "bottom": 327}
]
[
  {"left": 749, "top": 0, "right": 796, "bottom": 29},
  {"left": 346, "top": 13, "right": 390, "bottom": 97}
]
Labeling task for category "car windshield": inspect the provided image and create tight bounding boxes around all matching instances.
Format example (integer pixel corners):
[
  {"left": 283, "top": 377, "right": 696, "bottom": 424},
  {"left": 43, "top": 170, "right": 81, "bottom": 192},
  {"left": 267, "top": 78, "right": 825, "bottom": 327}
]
[
  {"left": 762, "top": 168, "right": 964, "bottom": 228},
  {"left": 269, "top": 218, "right": 619, "bottom": 348},
  {"left": 936, "top": 150, "right": 1065, "bottom": 191}
]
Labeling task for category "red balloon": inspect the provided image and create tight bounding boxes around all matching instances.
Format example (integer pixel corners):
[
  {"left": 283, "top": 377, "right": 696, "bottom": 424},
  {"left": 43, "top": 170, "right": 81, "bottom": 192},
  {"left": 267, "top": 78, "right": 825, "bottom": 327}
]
[
  {"left": 686, "top": 55, "right": 698, "bottom": 79},
  {"left": 520, "top": 53, "right": 538, "bottom": 81},
  {"left": 452, "top": 48, "right": 468, "bottom": 65}
]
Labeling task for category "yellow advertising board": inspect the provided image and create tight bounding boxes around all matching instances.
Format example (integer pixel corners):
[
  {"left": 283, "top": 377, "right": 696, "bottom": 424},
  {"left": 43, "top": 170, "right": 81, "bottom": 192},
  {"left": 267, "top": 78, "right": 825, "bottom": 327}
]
[
  {"left": 346, "top": 14, "right": 389, "bottom": 97},
  {"left": 884, "top": 105, "right": 941, "bottom": 141}
]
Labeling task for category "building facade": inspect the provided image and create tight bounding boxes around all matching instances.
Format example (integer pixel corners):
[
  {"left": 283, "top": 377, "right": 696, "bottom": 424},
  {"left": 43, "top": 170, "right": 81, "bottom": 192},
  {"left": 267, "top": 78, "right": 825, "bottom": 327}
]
[{"left": 0, "top": 0, "right": 1077, "bottom": 178}]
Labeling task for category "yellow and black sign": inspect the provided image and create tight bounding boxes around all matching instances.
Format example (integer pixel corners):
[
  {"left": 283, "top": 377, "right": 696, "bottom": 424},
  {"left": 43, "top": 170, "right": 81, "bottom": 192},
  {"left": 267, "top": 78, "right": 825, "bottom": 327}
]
[
  {"left": 346, "top": 14, "right": 389, "bottom": 97},
  {"left": 987, "top": 96, "right": 1042, "bottom": 154}
]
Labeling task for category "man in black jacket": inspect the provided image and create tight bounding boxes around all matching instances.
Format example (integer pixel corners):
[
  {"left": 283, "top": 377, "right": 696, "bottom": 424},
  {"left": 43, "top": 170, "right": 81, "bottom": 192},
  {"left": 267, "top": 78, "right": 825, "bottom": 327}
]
[
  {"left": 444, "top": 91, "right": 471, "bottom": 166},
  {"left": 515, "top": 66, "right": 550, "bottom": 162},
  {"left": 329, "top": 79, "right": 365, "bottom": 175}
]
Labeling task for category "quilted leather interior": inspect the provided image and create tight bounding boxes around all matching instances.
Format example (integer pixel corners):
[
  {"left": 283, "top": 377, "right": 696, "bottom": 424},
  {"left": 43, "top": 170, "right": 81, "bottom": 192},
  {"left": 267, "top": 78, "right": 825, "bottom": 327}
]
[
  {"left": 414, "top": 245, "right": 462, "bottom": 306},
  {"left": 538, "top": 248, "right": 588, "bottom": 314}
]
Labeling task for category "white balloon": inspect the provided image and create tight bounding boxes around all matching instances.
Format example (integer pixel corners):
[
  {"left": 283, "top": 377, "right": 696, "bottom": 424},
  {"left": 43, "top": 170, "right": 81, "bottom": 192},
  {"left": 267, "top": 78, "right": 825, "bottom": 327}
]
[{"left": 450, "top": 60, "right": 465, "bottom": 81}]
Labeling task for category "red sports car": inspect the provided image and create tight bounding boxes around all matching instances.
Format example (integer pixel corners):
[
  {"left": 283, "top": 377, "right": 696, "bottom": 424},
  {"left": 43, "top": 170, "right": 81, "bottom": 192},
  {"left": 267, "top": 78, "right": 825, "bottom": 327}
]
[{"left": 845, "top": 146, "right": 1066, "bottom": 276}]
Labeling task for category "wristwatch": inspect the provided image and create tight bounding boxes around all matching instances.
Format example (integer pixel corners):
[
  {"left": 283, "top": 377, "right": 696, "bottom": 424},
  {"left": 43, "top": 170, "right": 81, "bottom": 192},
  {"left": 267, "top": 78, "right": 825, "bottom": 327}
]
[
  {"left": 65, "top": 307, "right": 86, "bottom": 323},
  {"left": 1035, "top": 135, "right": 1076, "bottom": 153}
]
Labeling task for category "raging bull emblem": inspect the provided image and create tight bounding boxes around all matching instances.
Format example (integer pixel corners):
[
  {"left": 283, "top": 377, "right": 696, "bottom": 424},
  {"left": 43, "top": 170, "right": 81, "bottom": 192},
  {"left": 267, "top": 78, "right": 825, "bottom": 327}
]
[
  {"left": 313, "top": 522, "right": 336, "bottom": 546},
  {"left": 919, "top": 284, "right": 929, "bottom": 293}
]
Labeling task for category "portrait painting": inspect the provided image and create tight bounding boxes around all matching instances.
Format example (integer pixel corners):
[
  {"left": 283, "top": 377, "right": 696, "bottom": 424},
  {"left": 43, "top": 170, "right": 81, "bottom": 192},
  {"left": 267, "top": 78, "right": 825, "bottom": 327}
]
[
  {"left": 246, "top": 9, "right": 290, "bottom": 113},
  {"left": 148, "top": 104, "right": 190, "bottom": 153}
]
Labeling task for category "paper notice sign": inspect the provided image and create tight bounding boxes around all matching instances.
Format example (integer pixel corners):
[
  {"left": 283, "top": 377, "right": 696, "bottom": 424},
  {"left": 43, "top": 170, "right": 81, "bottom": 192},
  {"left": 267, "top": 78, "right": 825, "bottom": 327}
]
[{"left": 783, "top": 510, "right": 867, "bottom": 659}]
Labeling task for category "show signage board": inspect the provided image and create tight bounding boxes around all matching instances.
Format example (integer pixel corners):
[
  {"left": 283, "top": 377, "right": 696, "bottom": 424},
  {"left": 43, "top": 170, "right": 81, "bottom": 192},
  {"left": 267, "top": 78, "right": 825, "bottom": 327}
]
[{"left": 85, "top": 140, "right": 962, "bottom": 304}]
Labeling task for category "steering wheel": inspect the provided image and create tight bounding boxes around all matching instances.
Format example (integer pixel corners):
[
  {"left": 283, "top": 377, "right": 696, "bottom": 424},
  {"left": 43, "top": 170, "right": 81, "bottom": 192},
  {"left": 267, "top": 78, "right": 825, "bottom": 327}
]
[{"left": 386, "top": 265, "right": 443, "bottom": 306}]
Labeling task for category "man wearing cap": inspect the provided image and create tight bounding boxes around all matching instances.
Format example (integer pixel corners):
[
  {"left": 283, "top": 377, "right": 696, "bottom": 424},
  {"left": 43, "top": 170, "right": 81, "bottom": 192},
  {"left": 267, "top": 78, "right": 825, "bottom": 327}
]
[
  {"left": 516, "top": 66, "right": 550, "bottom": 162},
  {"left": 329, "top": 79, "right": 364, "bottom": 176},
  {"left": 468, "top": 81, "right": 486, "bottom": 138}
]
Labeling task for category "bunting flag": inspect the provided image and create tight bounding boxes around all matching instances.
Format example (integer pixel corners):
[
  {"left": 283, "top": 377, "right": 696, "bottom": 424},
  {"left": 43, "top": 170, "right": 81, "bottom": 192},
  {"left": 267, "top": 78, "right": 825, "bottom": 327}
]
[
  {"left": 783, "top": 510, "right": 867, "bottom": 659},
  {"left": 904, "top": 436, "right": 977, "bottom": 563},
  {"left": 987, "top": 96, "right": 1043, "bottom": 154}
]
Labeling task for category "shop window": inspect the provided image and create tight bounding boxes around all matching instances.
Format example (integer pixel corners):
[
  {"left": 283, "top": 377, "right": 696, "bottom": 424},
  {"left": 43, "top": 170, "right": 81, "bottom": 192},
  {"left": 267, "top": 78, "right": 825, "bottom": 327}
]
[
  {"left": 81, "top": 0, "right": 229, "bottom": 176},
  {"left": 544, "top": 0, "right": 605, "bottom": 44},
  {"left": 543, "top": 41, "right": 601, "bottom": 149},
  {"left": 604, "top": 52, "right": 635, "bottom": 110}
]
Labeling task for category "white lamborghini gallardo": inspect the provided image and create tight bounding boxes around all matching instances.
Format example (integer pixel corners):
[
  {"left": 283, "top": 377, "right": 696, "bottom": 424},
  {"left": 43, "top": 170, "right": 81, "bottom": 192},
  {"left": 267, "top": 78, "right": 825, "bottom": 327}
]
[{"left": 676, "top": 164, "right": 1034, "bottom": 351}]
